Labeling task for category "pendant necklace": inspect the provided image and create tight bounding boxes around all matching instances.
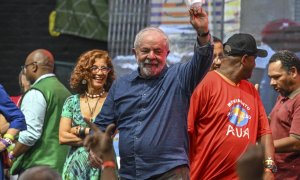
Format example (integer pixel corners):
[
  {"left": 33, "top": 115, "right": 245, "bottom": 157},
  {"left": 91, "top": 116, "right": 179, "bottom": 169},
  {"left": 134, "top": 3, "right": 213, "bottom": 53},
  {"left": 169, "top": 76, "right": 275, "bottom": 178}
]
[
  {"left": 85, "top": 88, "right": 105, "bottom": 118},
  {"left": 86, "top": 95, "right": 101, "bottom": 118}
]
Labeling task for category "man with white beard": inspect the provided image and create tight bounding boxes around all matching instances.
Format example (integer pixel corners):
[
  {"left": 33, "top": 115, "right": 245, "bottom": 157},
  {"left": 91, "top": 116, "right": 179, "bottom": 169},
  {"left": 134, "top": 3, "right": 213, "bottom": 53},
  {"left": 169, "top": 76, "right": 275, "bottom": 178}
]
[{"left": 92, "top": 5, "right": 213, "bottom": 180}]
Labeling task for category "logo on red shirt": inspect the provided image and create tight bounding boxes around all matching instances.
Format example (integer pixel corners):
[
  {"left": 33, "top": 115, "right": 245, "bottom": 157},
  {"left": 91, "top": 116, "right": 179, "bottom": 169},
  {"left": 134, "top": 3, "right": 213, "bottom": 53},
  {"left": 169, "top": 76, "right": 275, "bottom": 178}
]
[
  {"left": 226, "top": 103, "right": 250, "bottom": 139},
  {"left": 228, "top": 104, "right": 250, "bottom": 126}
]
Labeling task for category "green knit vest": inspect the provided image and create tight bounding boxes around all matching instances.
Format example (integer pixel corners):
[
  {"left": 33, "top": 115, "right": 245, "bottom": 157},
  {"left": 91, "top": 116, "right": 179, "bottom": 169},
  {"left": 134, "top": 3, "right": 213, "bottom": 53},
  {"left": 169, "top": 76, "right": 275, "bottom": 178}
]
[{"left": 11, "top": 76, "right": 71, "bottom": 175}]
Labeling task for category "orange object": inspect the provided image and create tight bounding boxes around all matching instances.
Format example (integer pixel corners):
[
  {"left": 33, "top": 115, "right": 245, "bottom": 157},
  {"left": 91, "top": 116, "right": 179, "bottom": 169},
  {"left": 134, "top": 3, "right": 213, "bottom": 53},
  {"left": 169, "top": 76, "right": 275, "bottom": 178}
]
[{"left": 102, "top": 161, "right": 116, "bottom": 170}]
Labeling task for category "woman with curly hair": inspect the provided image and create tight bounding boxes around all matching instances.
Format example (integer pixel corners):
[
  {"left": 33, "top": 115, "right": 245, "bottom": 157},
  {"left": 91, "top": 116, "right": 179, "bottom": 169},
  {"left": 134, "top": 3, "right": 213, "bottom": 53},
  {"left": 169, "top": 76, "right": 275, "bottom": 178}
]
[{"left": 59, "top": 49, "right": 115, "bottom": 180}]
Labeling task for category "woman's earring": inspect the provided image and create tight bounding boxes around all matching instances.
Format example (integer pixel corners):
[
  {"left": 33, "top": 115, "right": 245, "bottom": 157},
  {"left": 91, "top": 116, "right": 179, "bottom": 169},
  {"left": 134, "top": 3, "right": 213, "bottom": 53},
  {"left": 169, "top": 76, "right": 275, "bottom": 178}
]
[{"left": 81, "top": 79, "right": 87, "bottom": 85}]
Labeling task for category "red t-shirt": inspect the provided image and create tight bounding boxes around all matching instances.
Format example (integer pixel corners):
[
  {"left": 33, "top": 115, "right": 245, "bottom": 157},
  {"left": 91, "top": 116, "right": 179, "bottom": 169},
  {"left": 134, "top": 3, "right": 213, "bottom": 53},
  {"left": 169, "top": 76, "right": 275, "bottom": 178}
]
[
  {"left": 270, "top": 94, "right": 300, "bottom": 180},
  {"left": 188, "top": 71, "right": 271, "bottom": 180}
]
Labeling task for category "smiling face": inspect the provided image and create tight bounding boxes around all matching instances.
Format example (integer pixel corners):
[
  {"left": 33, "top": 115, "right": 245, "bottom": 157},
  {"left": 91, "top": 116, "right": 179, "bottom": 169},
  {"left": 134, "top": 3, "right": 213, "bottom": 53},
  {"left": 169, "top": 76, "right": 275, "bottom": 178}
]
[
  {"left": 133, "top": 29, "right": 169, "bottom": 79},
  {"left": 87, "top": 58, "right": 110, "bottom": 91},
  {"left": 268, "top": 61, "right": 294, "bottom": 97}
]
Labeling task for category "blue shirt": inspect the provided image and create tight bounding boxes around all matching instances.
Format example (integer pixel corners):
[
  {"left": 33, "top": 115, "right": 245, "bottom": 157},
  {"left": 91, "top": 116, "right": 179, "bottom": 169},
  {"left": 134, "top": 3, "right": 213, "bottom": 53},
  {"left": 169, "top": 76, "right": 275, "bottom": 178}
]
[
  {"left": 0, "top": 84, "right": 26, "bottom": 131},
  {"left": 0, "top": 84, "right": 26, "bottom": 180},
  {"left": 94, "top": 41, "right": 213, "bottom": 179}
]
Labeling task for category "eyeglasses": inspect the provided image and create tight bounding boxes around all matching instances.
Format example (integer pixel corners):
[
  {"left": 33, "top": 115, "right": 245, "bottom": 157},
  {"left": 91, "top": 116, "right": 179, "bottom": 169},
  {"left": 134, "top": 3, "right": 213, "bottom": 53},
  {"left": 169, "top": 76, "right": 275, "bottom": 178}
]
[
  {"left": 90, "top": 66, "right": 111, "bottom": 73},
  {"left": 21, "top": 62, "right": 37, "bottom": 70}
]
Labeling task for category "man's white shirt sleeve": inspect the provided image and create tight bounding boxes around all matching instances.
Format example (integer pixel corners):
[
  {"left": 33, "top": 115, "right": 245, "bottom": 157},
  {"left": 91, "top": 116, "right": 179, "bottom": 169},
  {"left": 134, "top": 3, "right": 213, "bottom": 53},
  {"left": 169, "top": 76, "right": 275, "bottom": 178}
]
[{"left": 19, "top": 89, "right": 46, "bottom": 146}]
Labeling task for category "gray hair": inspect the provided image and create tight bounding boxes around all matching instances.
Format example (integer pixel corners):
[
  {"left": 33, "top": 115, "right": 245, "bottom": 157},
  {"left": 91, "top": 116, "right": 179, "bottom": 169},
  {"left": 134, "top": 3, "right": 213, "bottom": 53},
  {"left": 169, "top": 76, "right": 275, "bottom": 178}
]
[{"left": 134, "top": 27, "right": 169, "bottom": 50}]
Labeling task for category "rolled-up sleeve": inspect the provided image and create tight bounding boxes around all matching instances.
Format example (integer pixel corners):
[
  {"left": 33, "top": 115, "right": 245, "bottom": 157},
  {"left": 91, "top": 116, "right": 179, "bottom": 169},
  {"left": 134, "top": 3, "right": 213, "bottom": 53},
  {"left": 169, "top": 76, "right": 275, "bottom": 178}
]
[{"left": 19, "top": 89, "right": 46, "bottom": 146}]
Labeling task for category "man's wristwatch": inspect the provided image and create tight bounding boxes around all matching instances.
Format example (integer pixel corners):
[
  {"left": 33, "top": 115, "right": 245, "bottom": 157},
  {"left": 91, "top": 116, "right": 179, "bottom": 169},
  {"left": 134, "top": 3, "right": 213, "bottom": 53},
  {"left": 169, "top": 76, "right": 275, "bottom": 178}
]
[{"left": 264, "top": 157, "right": 277, "bottom": 173}]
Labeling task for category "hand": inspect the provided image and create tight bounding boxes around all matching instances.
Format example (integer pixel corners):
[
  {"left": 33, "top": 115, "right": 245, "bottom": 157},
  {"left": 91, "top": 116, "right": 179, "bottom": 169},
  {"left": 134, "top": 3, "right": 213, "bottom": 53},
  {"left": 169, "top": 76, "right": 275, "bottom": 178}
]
[
  {"left": 263, "top": 170, "right": 275, "bottom": 180},
  {"left": 70, "top": 126, "right": 80, "bottom": 135},
  {"left": 255, "top": 84, "right": 260, "bottom": 92},
  {"left": 83, "top": 118, "right": 116, "bottom": 164},
  {"left": 189, "top": 4, "right": 209, "bottom": 35},
  {"left": 88, "top": 149, "right": 103, "bottom": 168}
]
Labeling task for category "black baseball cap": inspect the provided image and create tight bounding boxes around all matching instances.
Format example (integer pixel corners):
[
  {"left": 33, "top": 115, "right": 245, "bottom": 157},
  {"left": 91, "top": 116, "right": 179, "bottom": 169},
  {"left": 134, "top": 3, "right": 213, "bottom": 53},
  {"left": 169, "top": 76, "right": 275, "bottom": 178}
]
[{"left": 223, "top": 33, "right": 268, "bottom": 58}]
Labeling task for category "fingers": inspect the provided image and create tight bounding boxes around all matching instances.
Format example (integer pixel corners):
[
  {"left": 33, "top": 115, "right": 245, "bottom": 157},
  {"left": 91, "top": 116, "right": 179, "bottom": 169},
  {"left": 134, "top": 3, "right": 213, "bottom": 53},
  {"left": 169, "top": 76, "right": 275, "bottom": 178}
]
[
  {"left": 105, "top": 124, "right": 116, "bottom": 136},
  {"left": 83, "top": 117, "right": 101, "bottom": 134},
  {"left": 189, "top": 5, "right": 205, "bottom": 15},
  {"left": 83, "top": 135, "right": 92, "bottom": 150},
  {"left": 83, "top": 116, "right": 116, "bottom": 137},
  {"left": 255, "top": 84, "right": 259, "bottom": 91},
  {"left": 89, "top": 150, "right": 103, "bottom": 168}
]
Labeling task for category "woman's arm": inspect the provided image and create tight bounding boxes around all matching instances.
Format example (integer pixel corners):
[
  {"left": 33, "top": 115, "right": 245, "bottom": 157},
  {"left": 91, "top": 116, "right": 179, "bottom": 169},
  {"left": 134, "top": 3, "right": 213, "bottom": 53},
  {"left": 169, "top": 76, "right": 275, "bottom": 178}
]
[{"left": 59, "top": 117, "right": 84, "bottom": 146}]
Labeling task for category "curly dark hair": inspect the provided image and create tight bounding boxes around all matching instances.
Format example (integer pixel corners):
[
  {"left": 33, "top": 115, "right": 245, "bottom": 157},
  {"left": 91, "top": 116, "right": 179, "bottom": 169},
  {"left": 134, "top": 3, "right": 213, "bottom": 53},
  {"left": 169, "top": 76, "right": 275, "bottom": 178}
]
[
  {"left": 269, "top": 50, "right": 300, "bottom": 72},
  {"left": 70, "top": 49, "right": 115, "bottom": 94}
]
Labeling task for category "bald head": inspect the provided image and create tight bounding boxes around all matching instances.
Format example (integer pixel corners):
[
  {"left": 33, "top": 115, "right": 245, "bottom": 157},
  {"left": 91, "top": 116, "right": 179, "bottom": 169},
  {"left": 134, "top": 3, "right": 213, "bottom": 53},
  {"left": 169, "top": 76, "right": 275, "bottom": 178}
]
[
  {"left": 18, "top": 166, "right": 61, "bottom": 180},
  {"left": 26, "top": 49, "right": 54, "bottom": 72}
]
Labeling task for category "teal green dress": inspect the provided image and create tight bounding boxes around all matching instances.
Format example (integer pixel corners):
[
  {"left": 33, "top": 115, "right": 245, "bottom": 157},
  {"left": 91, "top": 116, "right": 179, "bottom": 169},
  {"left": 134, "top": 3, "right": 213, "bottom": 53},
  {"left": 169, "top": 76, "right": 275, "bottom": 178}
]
[{"left": 61, "top": 94, "right": 100, "bottom": 180}]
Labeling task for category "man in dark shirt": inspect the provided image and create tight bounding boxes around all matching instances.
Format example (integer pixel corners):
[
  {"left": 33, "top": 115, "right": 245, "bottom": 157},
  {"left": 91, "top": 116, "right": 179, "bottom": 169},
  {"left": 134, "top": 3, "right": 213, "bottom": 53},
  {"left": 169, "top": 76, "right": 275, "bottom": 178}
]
[
  {"left": 268, "top": 50, "right": 300, "bottom": 179},
  {"left": 93, "top": 5, "right": 213, "bottom": 179}
]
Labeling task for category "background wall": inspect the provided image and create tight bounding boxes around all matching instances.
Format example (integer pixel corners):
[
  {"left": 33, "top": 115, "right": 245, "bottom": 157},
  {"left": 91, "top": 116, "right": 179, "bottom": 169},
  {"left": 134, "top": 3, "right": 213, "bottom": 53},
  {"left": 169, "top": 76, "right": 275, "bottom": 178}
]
[
  {"left": 240, "top": 0, "right": 295, "bottom": 41},
  {"left": 0, "top": 0, "right": 107, "bottom": 96}
]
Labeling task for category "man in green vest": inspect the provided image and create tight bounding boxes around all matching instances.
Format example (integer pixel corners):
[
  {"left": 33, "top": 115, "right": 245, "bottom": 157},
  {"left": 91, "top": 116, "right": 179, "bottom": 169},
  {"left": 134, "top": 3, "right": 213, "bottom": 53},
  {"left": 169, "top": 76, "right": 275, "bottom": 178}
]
[{"left": 10, "top": 49, "right": 71, "bottom": 175}]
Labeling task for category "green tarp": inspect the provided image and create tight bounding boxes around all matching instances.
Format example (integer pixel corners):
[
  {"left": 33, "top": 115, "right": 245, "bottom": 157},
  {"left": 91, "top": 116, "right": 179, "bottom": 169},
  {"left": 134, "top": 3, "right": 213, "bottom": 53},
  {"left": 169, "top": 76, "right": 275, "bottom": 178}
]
[{"left": 54, "top": 0, "right": 109, "bottom": 41}]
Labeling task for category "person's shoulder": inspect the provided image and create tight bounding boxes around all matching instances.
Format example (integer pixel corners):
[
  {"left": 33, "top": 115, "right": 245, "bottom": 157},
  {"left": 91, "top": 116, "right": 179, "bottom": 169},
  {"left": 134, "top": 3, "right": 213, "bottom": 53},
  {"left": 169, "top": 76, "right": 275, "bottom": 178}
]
[
  {"left": 240, "top": 80, "right": 253, "bottom": 86},
  {"left": 67, "top": 94, "right": 78, "bottom": 99},
  {"left": 202, "top": 71, "right": 218, "bottom": 82},
  {"left": 291, "top": 93, "right": 300, "bottom": 106},
  {"left": 63, "top": 94, "right": 78, "bottom": 104},
  {"left": 0, "top": 84, "right": 8, "bottom": 95},
  {"left": 239, "top": 80, "right": 253, "bottom": 88},
  {"left": 240, "top": 80, "right": 259, "bottom": 93},
  {"left": 194, "top": 71, "right": 216, "bottom": 90},
  {"left": 0, "top": 84, "right": 5, "bottom": 93},
  {"left": 117, "top": 70, "right": 139, "bottom": 82}
]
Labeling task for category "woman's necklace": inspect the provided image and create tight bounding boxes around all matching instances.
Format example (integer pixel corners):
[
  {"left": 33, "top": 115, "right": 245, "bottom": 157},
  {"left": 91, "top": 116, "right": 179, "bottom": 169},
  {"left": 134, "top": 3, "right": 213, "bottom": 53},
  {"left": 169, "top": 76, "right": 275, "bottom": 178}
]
[
  {"left": 85, "top": 88, "right": 105, "bottom": 98},
  {"left": 86, "top": 95, "right": 101, "bottom": 118}
]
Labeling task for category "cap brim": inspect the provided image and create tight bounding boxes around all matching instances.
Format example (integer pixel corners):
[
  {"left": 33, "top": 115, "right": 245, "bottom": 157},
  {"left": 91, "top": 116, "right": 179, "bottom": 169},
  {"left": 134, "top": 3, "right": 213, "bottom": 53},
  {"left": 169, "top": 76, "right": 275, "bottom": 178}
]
[{"left": 256, "top": 49, "right": 268, "bottom": 58}]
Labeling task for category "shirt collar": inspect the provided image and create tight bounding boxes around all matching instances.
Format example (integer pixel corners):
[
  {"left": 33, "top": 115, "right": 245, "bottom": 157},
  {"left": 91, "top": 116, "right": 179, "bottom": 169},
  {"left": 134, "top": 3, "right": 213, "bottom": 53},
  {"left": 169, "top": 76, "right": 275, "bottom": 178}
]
[
  {"left": 288, "top": 87, "right": 300, "bottom": 99},
  {"left": 32, "top": 73, "right": 55, "bottom": 86},
  {"left": 214, "top": 70, "right": 240, "bottom": 86}
]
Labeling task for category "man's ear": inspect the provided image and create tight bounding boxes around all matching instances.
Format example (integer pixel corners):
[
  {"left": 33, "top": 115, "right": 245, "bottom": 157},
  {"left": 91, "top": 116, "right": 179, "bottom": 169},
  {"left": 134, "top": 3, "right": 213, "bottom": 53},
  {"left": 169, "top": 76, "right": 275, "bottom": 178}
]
[
  {"left": 241, "top": 55, "right": 248, "bottom": 65},
  {"left": 289, "top": 66, "right": 298, "bottom": 78},
  {"left": 132, "top": 48, "right": 137, "bottom": 57},
  {"left": 32, "top": 63, "right": 38, "bottom": 72}
]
